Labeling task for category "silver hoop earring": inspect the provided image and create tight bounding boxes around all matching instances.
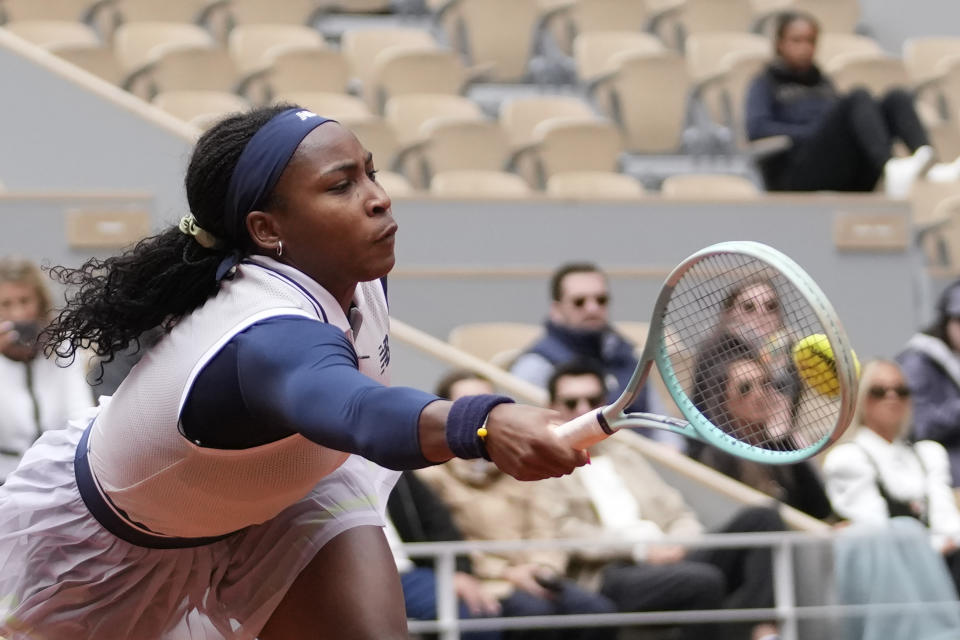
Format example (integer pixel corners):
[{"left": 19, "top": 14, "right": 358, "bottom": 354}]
[{"left": 276, "top": 241, "right": 283, "bottom": 258}]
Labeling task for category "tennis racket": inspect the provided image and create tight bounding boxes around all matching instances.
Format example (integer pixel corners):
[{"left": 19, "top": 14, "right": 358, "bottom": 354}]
[{"left": 554, "top": 241, "right": 858, "bottom": 464}]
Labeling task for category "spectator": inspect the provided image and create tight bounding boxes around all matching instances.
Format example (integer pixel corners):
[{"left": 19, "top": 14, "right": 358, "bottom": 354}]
[
  {"left": 387, "top": 471, "right": 501, "bottom": 640},
  {"left": 823, "top": 359, "right": 960, "bottom": 591},
  {"left": 0, "top": 257, "right": 92, "bottom": 482},
  {"left": 510, "top": 262, "right": 684, "bottom": 451},
  {"left": 898, "top": 280, "right": 960, "bottom": 486},
  {"left": 417, "top": 369, "right": 618, "bottom": 640},
  {"left": 545, "top": 361, "right": 782, "bottom": 640},
  {"left": 692, "top": 334, "right": 833, "bottom": 520},
  {"left": 745, "top": 11, "right": 959, "bottom": 197}
]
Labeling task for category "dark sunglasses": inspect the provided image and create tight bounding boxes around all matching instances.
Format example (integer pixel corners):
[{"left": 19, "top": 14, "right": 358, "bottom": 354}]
[
  {"left": 738, "top": 299, "right": 780, "bottom": 314},
  {"left": 735, "top": 378, "right": 771, "bottom": 398},
  {"left": 571, "top": 294, "right": 609, "bottom": 308},
  {"left": 867, "top": 385, "right": 911, "bottom": 399},
  {"left": 559, "top": 395, "right": 606, "bottom": 411}
]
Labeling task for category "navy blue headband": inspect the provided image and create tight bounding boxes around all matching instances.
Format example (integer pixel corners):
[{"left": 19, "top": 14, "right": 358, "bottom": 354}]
[{"left": 224, "top": 108, "right": 335, "bottom": 242}]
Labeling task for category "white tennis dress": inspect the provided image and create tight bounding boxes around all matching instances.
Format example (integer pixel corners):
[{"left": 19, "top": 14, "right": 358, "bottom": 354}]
[{"left": 0, "top": 257, "right": 400, "bottom": 639}]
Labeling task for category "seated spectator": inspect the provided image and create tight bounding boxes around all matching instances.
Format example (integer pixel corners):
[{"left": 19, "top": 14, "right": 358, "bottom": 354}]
[
  {"left": 418, "top": 369, "right": 618, "bottom": 640},
  {"left": 0, "top": 257, "right": 93, "bottom": 482},
  {"left": 823, "top": 359, "right": 960, "bottom": 591},
  {"left": 746, "top": 11, "right": 959, "bottom": 196},
  {"left": 898, "top": 280, "right": 960, "bottom": 486},
  {"left": 387, "top": 471, "right": 501, "bottom": 640},
  {"left": 545, "top": 361, "right": 783, "bottom": 640},
  {"left": 510, "top": 261, "right": 685, "bottom": 451},
  {"left": 692, "top": 335, "right": 833, "bottom": 520}
]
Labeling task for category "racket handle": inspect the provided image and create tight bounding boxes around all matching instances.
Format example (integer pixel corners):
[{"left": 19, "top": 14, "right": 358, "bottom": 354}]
[{"left": 554, "top": 409, "right": 615, "bottom": 450}]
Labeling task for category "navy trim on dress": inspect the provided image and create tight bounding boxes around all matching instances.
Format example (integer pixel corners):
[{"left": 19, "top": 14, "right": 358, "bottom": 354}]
[
  {"left": 74, "top": 422, "right": 235, "bottom": 549},
  {"left": 244, "top": 261, "right": 329, "bottom": 322}
]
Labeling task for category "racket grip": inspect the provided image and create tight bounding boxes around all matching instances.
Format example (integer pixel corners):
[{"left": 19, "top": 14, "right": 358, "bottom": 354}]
[{"left": 554, "top": 409, "right": 614, "bottom": 450}]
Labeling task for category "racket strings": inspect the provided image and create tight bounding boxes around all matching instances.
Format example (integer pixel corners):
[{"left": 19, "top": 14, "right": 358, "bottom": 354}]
[{"left": 661, "top": 252, "right": 842, "bottom": 454}]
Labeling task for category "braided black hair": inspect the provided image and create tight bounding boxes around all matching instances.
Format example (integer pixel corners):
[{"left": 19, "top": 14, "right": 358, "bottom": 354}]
[{"left": 44, "top": 104, "right": 292, "bottom": 367}]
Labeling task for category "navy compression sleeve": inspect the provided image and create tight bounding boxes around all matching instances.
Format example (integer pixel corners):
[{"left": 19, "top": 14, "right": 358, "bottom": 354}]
[{"left": 182, "top": 316, "right": 439, "bottom": 469}]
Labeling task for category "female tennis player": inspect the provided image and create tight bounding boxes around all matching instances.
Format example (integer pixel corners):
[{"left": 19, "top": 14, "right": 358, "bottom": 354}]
[{"left": 0, "top": 105, "right": 586, "bottom": 640}]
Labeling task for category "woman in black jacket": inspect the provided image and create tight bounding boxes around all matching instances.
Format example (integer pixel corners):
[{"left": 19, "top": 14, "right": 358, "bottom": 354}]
[{"left": 745, "top": 11, "right": 943, "bottom": 196}]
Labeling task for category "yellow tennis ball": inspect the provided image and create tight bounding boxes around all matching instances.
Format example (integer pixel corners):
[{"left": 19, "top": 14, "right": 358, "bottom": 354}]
[{"left": 792, "top": 334, "right": 860, "bottom": 397}]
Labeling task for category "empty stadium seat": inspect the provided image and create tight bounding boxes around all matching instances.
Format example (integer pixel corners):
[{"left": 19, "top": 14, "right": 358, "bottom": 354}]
[
  {"left": 430, "top": 170, "right": 532, "bottom": 198},
  {"left": 115, "top": 0, "right": 220, "bottom": 23},
  {"left": 141, "top": 47, "right": 239, "bottom": 98},
  {"left": 368, "top": 46, "right": 468, "bottom": 113},
  {"left": 274, "top": 91, "right": 372, "bottom": 119},
  {"left": 826, "top": 53, "right": 911, "bottom": 97},
  {"left": 815, "top": 33, "right": 883, "bottom": 70},
  {"left": 543, "top": 0, "right": 655, "bottom": 55},
  {"left": 447, "top": 322, "right": 542, "bottom": 363},
  {"left": 256, "top": 48, "right": 351, "bottom": 98},
  {"left": 526, "top": 116, "right": 623, "bottom": 187},
  {"left": 228, "top": 24, "right": 326, "bottom": 75},
  {"left": 5, "top": 20, "right": 99, "bottom": 48},
  {"left": 436, "top": 0, "right": 541, "bottom": 82},
  {"left": 228, "top": 0, "right": 320, "bottom": 25},
  {"left": 903, "top": 37, "right": 960, "bottom": 121},
  {"left": 374, "top": 170, "right": 417, "bottom": 197},
  {"left": 545, "top": 170, "right": 645, "bottom": 199},
  {"left": 153, "top": 90, "right": 250, "bottom": 127},
  {"left": 573, "top": 30, "right": 665, "bottom": 82},
  {"left": 660, "top": 173, "right": 760, "bottom": 198},
  {"left": 499, "top": 95, "right": 597, "bottom": 150},
  {"left": 417, "top": 118, "right": 511, "bottom": 185},
  {"left": 788, "top": 0, "right": 860, "bottom": 33},
  {"left": 661, "top": 0, "right": 754, "bottom": 47},
  {"left": 114, "top": 21, "right": 214, "bottom": 74},
  {"left": 50, "top": 42, "right": 124, "bottom": 84},
  {"left": 384, "top": 93, "right": 484, "bottom": 146},
  {"left": 341, "top": 27, "right": 438, "bottom": 97},
  {"left": 590, "top": 49, "right": 690, "bottom": 153},
  {"left": 0, "top": 0, "right": 102, "bottom": 22}
]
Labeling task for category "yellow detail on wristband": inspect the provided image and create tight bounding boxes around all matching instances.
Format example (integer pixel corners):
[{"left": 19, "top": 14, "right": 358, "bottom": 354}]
[{"left": 477, "top": 427, "right": 488, "bottom": 440}]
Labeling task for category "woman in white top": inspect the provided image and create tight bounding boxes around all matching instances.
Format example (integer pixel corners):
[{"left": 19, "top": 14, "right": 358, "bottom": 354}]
[
  {"left": 823, "top": 359, "right": 960, "bottom": 590},
  {"left": 0, "top": 257, "right": 92, "bottom": 482}
]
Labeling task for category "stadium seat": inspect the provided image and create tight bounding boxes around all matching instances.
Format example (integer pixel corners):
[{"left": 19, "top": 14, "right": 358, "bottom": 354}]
[
  {"left": 274, "top": 91, "right": 372, "bottom": 119},
  {"left": 340, "top": 28, "right": 438, "bottom": 98},
  {"left": 789, "top": 0, "right": 860, "bottom": 33},
  {"left": 660, "top": 173, "right": 760, "bottom": 198},
  {"left": 255, "top": 48, "right": 351, "bottom": 99},
  {"left": 542, "top": 0, "right": 655, "bottom": 55},
  {"left": 114, "top": 21, "right": 214, "bottom": 75},
  {"left": 499, "top": 95, "right": 597, "bottom": 150},
  {"left": 429, "top": 170, "right": 532, "bottom": 198},
  {"left": 115, "top": 0, "right": 220, "bottom": 23},
  {"left": 383, "top": 93, "right": 484, "bottom": 147},
  {"left": 447, "top": 322, "right": 542, "bottom": 363},
  {"left": 139, "top": 47, "right": 239, "bottom": 98},
  {"left": 658, "top": 0, "right": 754, "bottom": 48},
  {"left": 336, "top": 115, "right": 400, "bottom": 172},
  {"left": 435, "top": 0, "right": 541, "bottom": 82},
  {"left": 525, "top": 116, "right": 623, "bottom": 188},
  {"left": 228, "top": 0, "right": 320, "bottom": 25},
  {"left": 152, "top": 90, "right": 250, "bottom": 127},
  {"left": 911, "top": 179, "right": 960, "bottom": 269},
  {"left": 228, "top": 24, "right": 326, "bottom": 75},
  {"left": 903, "top": 37, "right": 960, "bottom": 123},
  {"left": 815, "top": 33, "right": 883, "bottom": 70},
  {"left": 613, "top": 321, "right": 650, "bottom": 352},
  {"left": 5, "top": 20, "right": 100, "bottom": 48},
  {"left": 573, "top": 30, "right": 665, "bottom": 83},
  {"left": 368, "top": 46, "right": 468, "bottom": 113},
  {"left": 589, "top": 49, "right": 690, "bottom": 153},
  {"left": 416, "top": 118, "right": 511, "bottom": 186},
  {"left": 826, "top": 53, "right": 911, "bottom": 97},
  {"left": 0, "top": 0, "right": 103, "bottom": 22},
  {"left": 50, "top": 42, "right": 124, "bottom": 84},
  {"left": 545, "top": 171, "right": 645, "bottom": 199}
]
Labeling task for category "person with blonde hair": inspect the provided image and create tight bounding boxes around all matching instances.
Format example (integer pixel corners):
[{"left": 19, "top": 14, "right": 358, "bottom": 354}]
[
  {"left": 823, "top": 359, "right": 960, "bottom": 590},
  {"left": 0, "top": 256, "right": 92, "bottom": 482}
]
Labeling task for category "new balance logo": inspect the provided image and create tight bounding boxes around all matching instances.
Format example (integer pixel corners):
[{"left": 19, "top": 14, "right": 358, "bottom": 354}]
[
  {"left": 378, "top": 335, "right": 391, "bottom": 374},
  {"left": 295, "top": 110, "right": 319, "bottom": 121}
]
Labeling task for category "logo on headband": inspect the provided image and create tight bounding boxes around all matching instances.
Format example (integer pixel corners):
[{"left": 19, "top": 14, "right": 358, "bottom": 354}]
[{"left": 295, "top": 110, "right": 320, "bottom": 121}]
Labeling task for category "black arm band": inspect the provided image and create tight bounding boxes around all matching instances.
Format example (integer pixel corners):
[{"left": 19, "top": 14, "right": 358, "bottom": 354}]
[{"left": 446, "top": 394, "right": 515, "bottom": 460}]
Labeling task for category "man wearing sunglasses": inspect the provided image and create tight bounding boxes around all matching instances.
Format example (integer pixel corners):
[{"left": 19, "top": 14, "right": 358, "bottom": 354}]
[{"left": 511, "top": 263, "right": 681, "bottom": 449}]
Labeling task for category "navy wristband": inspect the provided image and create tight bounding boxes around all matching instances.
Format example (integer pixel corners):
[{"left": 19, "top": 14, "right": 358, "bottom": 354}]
[{"left": 446, "top": 394, "right": 515, "bottom": 460}]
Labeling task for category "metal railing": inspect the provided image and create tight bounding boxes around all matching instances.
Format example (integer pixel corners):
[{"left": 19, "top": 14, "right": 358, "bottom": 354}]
[{"left": 402, "top": 530, "right": 960, "bottom": 640}]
